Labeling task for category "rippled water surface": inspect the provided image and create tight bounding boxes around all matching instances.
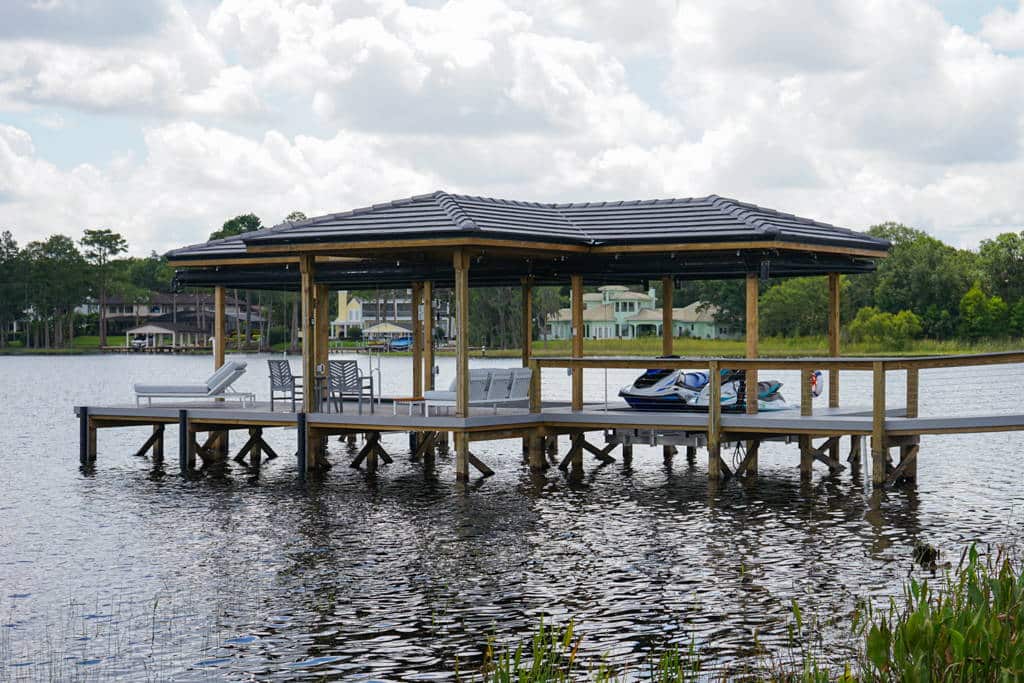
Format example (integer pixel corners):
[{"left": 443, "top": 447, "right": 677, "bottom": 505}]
[{"left": 2, "top": 353, "right": 1024, "bottom": 680}]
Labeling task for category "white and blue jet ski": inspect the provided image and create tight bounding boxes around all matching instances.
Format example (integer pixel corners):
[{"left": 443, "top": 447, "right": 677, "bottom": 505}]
[{"left": 618, "top": 366, "right": 822, "bottom": 412}]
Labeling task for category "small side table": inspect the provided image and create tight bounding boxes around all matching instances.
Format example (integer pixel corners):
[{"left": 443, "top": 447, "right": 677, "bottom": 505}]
[{"left": 392, "top": 397, "right": 425, "bottom": 416}]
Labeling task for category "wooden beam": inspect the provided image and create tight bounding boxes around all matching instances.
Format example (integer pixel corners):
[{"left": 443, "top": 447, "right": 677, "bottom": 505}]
[
  {"left": 521, "top": 276, "right": 533, "bottom": 367},
  {"left": 736, "top": 439, "right": 760, "bottom": 477},
  {"left": 300, "top": 256, "right": 318, "bottom": 415},
  {"left": 799, "top": 435, "right": 813, "bottom": 479},
  {"left": 571, "top": 274, "right": 584, "bottom": 411},
  {"left": 872, "top": 361, "right": 887, "bottom": 485},
  {"left": 745, "top": 272, "right": 759, "bottom": 416},
  {"left": 214, "top": 286, "right": 226, "bottom": 370},
  {"left": 454, "top": 249, "right": 470, "bottom": 418},
  {"left": 708, "top": 359, "right": 722, "bottom": 479},
  {"left": 423, "top": 280, "right": 435, "bottom": 391},
  {"left": 315, "top": 284, "right": 329, "bottom": 412},
  {"left": 455, "top": 431, "right": 469, "bottom": 482},
  {"left": 411, "top": 282, "right": 423, "bottom": 399},
  {"left": 661, "top": 275, "right": 673, "bottom": 356},
  {"left": 467, "top": 451, "right": 495, "bottom": 477},
  {"left": 828, "top": 273, "right": 840, "bottom": 409}
]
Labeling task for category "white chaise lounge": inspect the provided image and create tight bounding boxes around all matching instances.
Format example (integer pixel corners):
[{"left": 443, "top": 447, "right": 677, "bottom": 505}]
[
  {"left": 134, "top": 360, "right": 254, "bottom": 406},
  {"left": 422, "top": 367, "right": 532, "bottom": 416}
]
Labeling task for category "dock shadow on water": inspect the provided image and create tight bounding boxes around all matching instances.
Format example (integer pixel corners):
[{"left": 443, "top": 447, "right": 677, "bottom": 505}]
[{"left": 3, "top": 355, "right": 1024, "bottom": 680}]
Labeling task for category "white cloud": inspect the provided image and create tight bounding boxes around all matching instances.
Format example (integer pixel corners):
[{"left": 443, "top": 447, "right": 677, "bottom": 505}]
[
  {"left": 0, "top": 0, "right": 1023, "bottom": 255},
  {"left": 980, "top": 1, "right": 1024, "bottom": 51},
  {"left": 0, "top": 123, "right": 440, "bottom": 254}
]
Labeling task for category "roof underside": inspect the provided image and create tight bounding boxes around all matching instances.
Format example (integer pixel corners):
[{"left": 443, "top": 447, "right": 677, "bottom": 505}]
[{"left": 168, "top": 191, "right": 889, "bottom": 290}]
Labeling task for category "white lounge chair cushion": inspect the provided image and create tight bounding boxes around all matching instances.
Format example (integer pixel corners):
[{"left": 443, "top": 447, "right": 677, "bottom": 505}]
[
  {"left": 134, "top": 384, "right": 208, "bottom": 394},
  {"left": 423, "top": 390, "right": 455, "bottom": 401}
]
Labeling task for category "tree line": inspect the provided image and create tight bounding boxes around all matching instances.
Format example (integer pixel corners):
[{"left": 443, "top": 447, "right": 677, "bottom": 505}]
[{"left": 2, "top": 217, "right": 1021, "bottom": 350}]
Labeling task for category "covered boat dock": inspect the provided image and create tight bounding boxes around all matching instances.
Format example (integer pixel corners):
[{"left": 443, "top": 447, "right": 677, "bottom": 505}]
[{"left": 75, "top": 191, "right": 1024, "bottom": 486}]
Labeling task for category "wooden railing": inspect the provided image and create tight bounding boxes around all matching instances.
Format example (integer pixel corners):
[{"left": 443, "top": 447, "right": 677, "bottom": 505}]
[{"left": 527, "top": 351, "right": 1024, "bottom": 482}]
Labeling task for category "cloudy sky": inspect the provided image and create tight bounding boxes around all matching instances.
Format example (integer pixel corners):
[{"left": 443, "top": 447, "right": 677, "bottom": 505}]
[{"left": 1, "top": 0, "right": 1023, "bottom": 255}]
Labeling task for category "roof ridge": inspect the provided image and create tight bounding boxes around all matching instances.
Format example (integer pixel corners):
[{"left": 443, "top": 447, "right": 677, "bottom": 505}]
[
  {"left": 708, "top": 195, "right": 779, "bottom": 237},
  {"left": 434, "top": 191, "right": 480, "bottom": 231}
]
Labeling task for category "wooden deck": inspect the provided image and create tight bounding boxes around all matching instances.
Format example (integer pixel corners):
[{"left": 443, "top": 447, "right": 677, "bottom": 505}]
[{"left": 76, "top": 392, "right": 1024, "bottom": 488}]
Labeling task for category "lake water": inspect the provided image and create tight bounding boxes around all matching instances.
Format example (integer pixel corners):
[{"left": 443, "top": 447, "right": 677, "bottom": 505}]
[{"left": 2, "top": 353, "right": 1024, "bottom": 680}]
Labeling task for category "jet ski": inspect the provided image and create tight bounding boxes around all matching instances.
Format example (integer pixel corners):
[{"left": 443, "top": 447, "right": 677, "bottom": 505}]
[{"left": 618, "top": 366, "right": 822, "bottom": 412}]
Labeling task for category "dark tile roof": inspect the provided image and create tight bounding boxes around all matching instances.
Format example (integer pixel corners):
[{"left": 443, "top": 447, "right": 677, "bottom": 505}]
[{"left": 167, "top": 191, "right": 889, "bottom": 259}]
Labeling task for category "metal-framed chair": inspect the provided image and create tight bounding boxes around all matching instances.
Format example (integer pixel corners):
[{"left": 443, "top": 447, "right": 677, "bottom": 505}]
[
  {"left": 328, "top": 360, "right": 375, "bottom": 414},
  {"left": 268, "top": 359, "right": 303, "bottom": 412}
]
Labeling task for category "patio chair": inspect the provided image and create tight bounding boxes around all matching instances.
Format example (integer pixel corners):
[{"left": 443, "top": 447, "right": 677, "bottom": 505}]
[
  {"left": 328, "top": 360, "right": 375, "bottom": 414},
  {"left": 268, "top": 359, "right": 303, "bottom": 412},
  {"left": 134, "top": 360, "right": 253, "bottom": 406}
]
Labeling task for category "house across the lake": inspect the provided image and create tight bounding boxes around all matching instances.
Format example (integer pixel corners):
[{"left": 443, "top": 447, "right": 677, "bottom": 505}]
[{"left": 545, "top": 285, "right": 739, "bottom": 340}]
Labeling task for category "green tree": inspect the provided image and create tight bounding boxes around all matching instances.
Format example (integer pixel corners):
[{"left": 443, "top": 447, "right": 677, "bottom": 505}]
[
  {"left": 848, "top": 306, "right": 922, "bottom": 350},
  {"left": 759, "top": 276, "right": 850, "bottom": 337},
  {"left": 23, "top": 234, "right": 89, "bottom": 348},
  {"left": 0, "top": 231, "right": 25, "bottom": 347},
  {"left": 844, "top": 223, "right": 977, "bottom": 338},
  {"left": 209, "top": 213, "right": 262, "bottom": 240},
  {"left": 978, "top": 231, "right": 1024, "bottom": 303},
  {"left": 1010, "top": 300, "right": 1024, "bottom": 337},
  {"left": 285, "top": 211, "right": 307, "bottom": 222},
  {"left": 80, "top": 228, "right": 128, "bottom": 346},
  {"left": 958, "top": 282, "right": 1008, "bottom": 340}
]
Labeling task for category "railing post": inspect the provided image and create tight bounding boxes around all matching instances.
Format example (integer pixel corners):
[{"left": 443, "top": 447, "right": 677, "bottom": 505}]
[
  {"left": 707, "top": 359, "right": 721, "bottom": 479},
  {"left": 871, "top": 361, "right": 887, "bottom": 485},
  {"left": 801, "top": 366, "right": 813, "bottom": 416},
  {"left": 529, "top": 359, "right": 541, "bottom": 413},
  {"left": 905, "top": 366, "right": 919, "bottom": 419}
]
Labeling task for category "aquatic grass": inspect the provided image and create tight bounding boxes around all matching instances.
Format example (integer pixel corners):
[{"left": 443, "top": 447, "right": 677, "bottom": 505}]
[
  {"left": 855, "top": 544, "right": 1024, "bottom": 681},
  {"left": 467, "top": 544, "right": 1024, "bottom": 681}
]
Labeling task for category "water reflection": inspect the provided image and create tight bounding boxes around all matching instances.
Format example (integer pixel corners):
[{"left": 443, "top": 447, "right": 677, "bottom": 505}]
[{"left": 1, "top": 355, "right": 1020, "bottom": 679}]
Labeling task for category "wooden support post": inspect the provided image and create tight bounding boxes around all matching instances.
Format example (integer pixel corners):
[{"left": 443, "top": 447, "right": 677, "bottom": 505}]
[
  {"left": 522, "top": 277, "right": 533, "bottom": 367},
  {"left": 570, "top": 433, "right": 584, "bottom": 479},
  {"left": 249, "top": 427, "right": 262, "bottom": 467},
  {"left": 412, "top": 282, "right": 423, "bottom": 399},
  {"left": 685, "top": 445, "right": 696, "bottom": 465},
  {"left": 87, "top": 419, "right": 97, "bottom": 463},
  {"left": 707, "top": 359, "right": 722, "bottom": 479},
  {"left": 214, "top": 286, "right": 226, "bottom": 370},
  {"left": 848, "top": 435, "right": 863, "bottom": 464},
  {"left": 745, "top": 272, "right": 759, "bottom": 415},
  {"left": 79, "top": 407, "right": 90, "bottom": 464},
  {"left": 178, "top": 409, "right": 191, "bottom": 473},
  {"left": 134, "top": 424, "right": 165, "bottom": 458},
  {"left": 661, "top": 275, "right": 673, "bottom": 356},
  {"left": 799, "top": 435, "right": 813, "bottom": 479},
  {"left": 828, "top": 273, "right": 840, "bottom": 409},
  {"left": 571, "top": 274, "right": 584, "bottom": 411},
  {"left": 455, "top": 431, "right": 469, "bottom": 482},
  {"left": 737, "top": 439, "right": 760, "bottom": 477},
  {"left": 315, "top": 283, "right": 329, "bottom": 383},
  {"left": 296, "top": 412, "right": 307, "bottom": 476},
  {"left": 872, "top": 361, "right": 887, "bottom": 485},
  {"left": 152, "top": 424, "right": 164, "bottom": 460},
  {"left": 454, "top": 250, "right": 470, "bottom": 420},
  {"left": 528, "top": 428, "right": 546, "bottom": 471},
  {"left": 300, "top": 256, "right": 317, "bottom": 413},
  {"left": 906, "top": 366, "right": 919, "bottom": 419},
  {"left": 423, "top": 280, "right": 435, "bottom": 392},
  {"left": 890, "top": 440, "right": 920, "bottom": 486},
  {"left": 662, "top": 276, "right": 675, "bottom": 460}
]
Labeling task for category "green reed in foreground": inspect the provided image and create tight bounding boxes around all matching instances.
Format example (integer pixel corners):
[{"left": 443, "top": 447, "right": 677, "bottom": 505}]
[{"left": 468, "top": 544, "right": 1024, "bottom": 682}]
